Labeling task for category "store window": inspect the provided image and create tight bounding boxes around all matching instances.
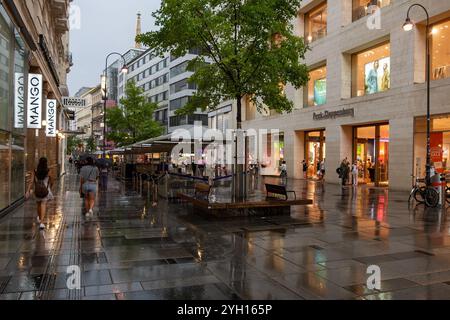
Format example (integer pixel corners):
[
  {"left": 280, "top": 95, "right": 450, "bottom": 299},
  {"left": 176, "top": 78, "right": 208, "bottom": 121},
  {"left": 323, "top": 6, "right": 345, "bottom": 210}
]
[
  {"left": 0, "top": 131, "right": 10, "bottom": 209},
  {"left": 414, "top": 115, "right": 450, "bottom": 177},
  {"left": 306, "top": 65, "right": 327, "bottom": 107},
  {"left": 304, "top": 2, "right": 327, "bottom": 43},
  {"left": 261, "top": 132, "right": 284, "bottom": 175},
  {"left": 352, "top": 42, "right": 390, "bottom": 97},
  {"left": 352, "top": 0, "right": 391, "bottom": 22},
  {"left": 431, "top": 18, "right": 450, "bottom": 80},
  {"left": 0, "top": 10, "right": 11, "bottom": 131}
]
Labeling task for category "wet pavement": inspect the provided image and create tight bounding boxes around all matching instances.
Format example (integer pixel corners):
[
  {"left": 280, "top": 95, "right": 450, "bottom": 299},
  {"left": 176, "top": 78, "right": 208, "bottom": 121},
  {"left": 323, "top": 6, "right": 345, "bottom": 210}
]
[{"left": 1, "top": 169, "right": 450, "bottom": 300}]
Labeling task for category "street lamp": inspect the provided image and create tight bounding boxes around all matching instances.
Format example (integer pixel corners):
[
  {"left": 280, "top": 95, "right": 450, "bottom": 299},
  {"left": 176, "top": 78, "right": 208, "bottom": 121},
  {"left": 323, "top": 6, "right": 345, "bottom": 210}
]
[
  {"left": 403, "top": 4, "right": 431, "bottom": 186},
  {"left": 102, "top": 52, "right": 128, "bottom": 159}
]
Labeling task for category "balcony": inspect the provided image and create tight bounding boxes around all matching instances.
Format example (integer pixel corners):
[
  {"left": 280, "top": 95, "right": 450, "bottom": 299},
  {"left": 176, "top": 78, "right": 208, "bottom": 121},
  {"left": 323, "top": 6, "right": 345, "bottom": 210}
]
[{"left": 50, "top": 0, "right": 70, "bottom": 34}]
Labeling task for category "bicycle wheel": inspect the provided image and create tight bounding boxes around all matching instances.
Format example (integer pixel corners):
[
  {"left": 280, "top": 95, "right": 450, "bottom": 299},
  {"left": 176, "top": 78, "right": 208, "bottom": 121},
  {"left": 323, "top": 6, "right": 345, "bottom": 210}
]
[
  {"left": 413, "top": 186, "right": 426, "bottom": 203},
  {"left": 424, "top": 188, "right": 439, "bottom": 208}
]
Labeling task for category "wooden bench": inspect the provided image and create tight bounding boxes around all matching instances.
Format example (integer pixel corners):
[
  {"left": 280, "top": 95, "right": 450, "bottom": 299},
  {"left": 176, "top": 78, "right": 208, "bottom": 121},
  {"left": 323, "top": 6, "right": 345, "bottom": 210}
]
[
  {"left": 265, "top": 184, "right": 296, "bottom": 201},
  {"left": 177, "top": 184, "right": 312, "bottom": 217},
  {"left": 194, "top": 183, "right": 212, "bottom": 200}
]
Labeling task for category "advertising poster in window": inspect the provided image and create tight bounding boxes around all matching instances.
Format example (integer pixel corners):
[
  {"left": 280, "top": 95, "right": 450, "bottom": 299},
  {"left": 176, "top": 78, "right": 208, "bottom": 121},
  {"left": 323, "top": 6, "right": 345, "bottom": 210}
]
[
  {"left": 314, "top": 78, "right": 327, "bottom": 106},
  {"left": 365, "top": 57, "right": 390, "bottom": 94}
]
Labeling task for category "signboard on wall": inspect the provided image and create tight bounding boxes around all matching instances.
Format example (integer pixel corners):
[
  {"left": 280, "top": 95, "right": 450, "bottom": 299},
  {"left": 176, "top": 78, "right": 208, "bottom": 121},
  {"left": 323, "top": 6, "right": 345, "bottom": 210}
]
[
  {"left": 431, "top": 132, "right": 444, "bottom": 173},
  {"left": 14, "top": 73, "right": 25, "bottom": 129},
  {"left": 62, "top": 97, "right": 86, "bottom": 108},
  {"left": 46, "top": 99, "right": 57, "bottom": 137},
  {"left": 27, "top": 74, "right": 43, "bottom": 129}
]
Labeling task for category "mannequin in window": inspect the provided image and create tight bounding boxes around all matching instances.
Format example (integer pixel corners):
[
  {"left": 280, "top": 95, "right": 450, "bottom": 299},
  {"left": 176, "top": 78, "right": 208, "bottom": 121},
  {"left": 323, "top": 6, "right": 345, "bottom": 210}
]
[
  {"left": 366, "top": 60, "right": 379, "bottom": 94},
  {"left": 381, "top": 63, "right": 390, "bottom": 91}
]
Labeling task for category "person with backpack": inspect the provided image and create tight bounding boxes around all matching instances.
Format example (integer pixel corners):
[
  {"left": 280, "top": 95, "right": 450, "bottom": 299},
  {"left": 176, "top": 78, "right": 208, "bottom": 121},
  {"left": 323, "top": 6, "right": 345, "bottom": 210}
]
[
  {"left": 26, "top": 157, "right": 53, "bottom": 230},
  {"left": 79, "top": 157, "right": 99, "bottom": 216}
]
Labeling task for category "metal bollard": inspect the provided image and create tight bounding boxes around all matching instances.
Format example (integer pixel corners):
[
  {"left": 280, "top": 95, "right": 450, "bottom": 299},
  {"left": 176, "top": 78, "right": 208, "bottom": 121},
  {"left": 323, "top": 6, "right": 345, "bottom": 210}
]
[{"left": 441, "top": 174, "right": 447, "bottom": 208}]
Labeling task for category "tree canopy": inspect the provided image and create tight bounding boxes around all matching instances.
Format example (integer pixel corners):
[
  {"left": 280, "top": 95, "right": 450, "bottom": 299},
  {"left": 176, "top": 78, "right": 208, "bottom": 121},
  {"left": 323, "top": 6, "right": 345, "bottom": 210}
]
[
  {"left": 137, "top": 0, "right": 309, "bottom": 127},
  {"left": 106, "top": 81, "right": 163, "bottom": 147}
]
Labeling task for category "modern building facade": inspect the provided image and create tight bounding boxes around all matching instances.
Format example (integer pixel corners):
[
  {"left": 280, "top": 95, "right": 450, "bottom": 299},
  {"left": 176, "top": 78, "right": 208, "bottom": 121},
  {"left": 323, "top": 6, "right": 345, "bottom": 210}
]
[
  {"left": 118, "top": 48, "right": 209, "bottom": 135},
  {"left": 236, "top": 0, "right": 450, "bottom": 191},
  {"left": 0, "top": 0, "right": 71, "bottom": 214}
]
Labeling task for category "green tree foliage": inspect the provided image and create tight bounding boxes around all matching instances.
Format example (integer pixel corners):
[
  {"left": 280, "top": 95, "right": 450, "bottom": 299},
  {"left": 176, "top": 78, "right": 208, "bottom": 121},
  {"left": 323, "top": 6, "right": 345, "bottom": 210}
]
[
  {"left": 136, "top": 0, "right": 309, "bottom": 128},
  {"left": 106, "top": 81, "right": 163, "bottom": 147},
  {"left": 67, "top": 136, "right": 82, "bottom": 155},
  {"left": 85, "top": 136, "right": 97, "bottom": 153}
]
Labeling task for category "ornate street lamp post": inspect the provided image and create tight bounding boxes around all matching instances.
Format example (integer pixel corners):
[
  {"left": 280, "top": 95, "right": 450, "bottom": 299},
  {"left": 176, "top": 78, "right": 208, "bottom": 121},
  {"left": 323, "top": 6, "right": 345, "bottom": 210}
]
[{"left": 403, "top": 4, "right": 431, "bottom": 186}]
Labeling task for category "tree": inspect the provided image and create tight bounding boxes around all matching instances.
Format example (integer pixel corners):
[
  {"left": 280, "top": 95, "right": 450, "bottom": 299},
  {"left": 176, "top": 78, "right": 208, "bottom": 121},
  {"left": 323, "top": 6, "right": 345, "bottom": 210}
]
[
  {"left": 67, "top": 136, "right": 82, "bottom": 155},
  {"left": 85, "top": 136, "right": 97, "bottom": 153},
  {"left": 106, "top": 81, "right": 163, "bottom": 147},
  {"left": 137, "top": 0, "right": 309, "bottom": 199}
]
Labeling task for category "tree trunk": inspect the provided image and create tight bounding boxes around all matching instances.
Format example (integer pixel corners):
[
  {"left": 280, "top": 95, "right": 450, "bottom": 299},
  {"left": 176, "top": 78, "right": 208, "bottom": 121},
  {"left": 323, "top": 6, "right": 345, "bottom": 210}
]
[{"left": 234, "top": 95, "right": 246, "bottom": 201}]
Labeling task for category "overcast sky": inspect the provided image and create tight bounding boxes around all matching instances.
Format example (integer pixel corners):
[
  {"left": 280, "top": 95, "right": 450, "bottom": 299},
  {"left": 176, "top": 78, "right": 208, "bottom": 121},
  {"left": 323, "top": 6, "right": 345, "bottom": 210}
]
[{"left": 68, "top": 0, "right": 161, "bottom": 95}]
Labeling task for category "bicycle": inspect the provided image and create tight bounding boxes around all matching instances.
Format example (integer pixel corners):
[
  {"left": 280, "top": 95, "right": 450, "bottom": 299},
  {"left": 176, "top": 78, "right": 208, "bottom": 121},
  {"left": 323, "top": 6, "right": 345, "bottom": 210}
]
[{"left": 408, "top": 175, "right": 439, "bottom": 207}]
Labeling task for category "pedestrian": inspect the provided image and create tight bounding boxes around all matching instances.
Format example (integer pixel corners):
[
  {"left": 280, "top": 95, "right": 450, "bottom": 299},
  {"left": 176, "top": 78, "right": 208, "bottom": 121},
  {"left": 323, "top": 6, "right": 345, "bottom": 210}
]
[
  {"left": 280, "top": 160, "right": 287, "bottom": 184},
  {"left": 26, "top": 157, "right": 54, "bottom": 230},
  {"left": 100, "top": 163, "right": 109, "bottom": 192},
  {"left": 79, "top": 157, "right": 99, "bottom": 216},
  {"left": 302, "top": 160, "right": 308, "bottom": 179},
  {"left": 319, "top": 160, "right": 326, "bottom": 180},
  {"left": 339, "top": 158, "right": 350, "bottom": 187},
  {"left": 352, "top": 161, "right": 359, "bottom": 186}
]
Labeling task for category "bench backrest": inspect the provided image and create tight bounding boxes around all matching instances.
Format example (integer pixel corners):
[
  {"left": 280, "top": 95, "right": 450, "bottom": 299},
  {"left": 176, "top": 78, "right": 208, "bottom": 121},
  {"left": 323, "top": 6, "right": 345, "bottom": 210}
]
[
  {"left": 195, "top": 183, "right": 211, "bottom": 194},
  {"left": 265, "top": 184, "right": 287, "bottom": 196}
]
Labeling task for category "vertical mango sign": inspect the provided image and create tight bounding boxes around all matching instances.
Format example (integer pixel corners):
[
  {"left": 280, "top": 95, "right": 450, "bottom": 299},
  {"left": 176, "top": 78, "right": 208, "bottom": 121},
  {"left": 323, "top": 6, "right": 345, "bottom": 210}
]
[
  {"left": 46, "top": 99, "right": 57, "bottom": 137},
  {"left": 27, "top": 74, "right": 43, "bottom": 129}
]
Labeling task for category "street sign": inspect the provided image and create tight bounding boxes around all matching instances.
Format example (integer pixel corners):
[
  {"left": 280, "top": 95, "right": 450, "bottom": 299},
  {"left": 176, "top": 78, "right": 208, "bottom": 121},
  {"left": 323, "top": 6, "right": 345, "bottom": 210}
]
[
  {"left": 66, "top": 110, "right": 75, "bottom": 121},
  {"left": 62, "top": 97, "right": 87, "bottom": 108}
]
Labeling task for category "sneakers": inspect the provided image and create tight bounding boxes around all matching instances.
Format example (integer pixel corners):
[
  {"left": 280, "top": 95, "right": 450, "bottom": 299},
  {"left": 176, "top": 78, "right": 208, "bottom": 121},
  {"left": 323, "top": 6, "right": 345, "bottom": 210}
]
[
  {"left": 36, "top": 216, "right": 41, "bottom": 223},
  {"left": 86, "top": 209, "right": 94, "bottom": 216},
  {"left": 39, "top": 223, "right": 45, "bottom": 230}
]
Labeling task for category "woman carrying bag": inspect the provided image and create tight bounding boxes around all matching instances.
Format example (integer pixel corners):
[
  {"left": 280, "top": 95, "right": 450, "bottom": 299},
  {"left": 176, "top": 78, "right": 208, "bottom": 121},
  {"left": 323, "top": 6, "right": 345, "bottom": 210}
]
[
  {"left": 26, "top": 157, "right": 54, "bottom": 230},
  {"left": 79, "top": 157, "right": 99, "bottom": 216}
]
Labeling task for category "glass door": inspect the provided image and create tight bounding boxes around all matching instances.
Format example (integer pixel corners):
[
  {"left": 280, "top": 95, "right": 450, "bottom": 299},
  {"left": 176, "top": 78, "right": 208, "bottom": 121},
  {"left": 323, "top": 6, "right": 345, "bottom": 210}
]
[
  {"left": 305, "top": 130, "right": 326, "bottom": 179},
  {"left": 354, "top": 124, "right": 389, "bottom": 187}
]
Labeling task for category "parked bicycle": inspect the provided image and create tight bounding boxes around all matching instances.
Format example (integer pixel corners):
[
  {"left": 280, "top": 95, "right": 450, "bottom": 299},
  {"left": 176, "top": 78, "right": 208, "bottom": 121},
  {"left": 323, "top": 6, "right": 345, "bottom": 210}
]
[{"left": 408, "top": 175, "right": 439, "bottom": 207}]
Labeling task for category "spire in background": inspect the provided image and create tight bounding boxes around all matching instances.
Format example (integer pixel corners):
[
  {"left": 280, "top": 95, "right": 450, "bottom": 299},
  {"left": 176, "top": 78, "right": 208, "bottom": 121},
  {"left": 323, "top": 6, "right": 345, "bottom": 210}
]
[{"left": 135, "top": 12, "right": 142, "bottom": 49}]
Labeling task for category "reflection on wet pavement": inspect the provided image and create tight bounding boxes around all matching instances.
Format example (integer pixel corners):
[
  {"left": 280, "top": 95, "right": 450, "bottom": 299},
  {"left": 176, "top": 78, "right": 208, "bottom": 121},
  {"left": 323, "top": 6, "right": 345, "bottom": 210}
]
[{"left": 0, "top": 171, "right": 450, "bottom": 300}]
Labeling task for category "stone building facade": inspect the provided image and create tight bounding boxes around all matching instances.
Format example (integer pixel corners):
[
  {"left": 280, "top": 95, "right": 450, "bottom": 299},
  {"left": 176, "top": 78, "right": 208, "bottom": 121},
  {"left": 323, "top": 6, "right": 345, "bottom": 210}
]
[
  {"left": 0, "top": 0, "right": 71, "bottom": 213},
  {"left": 236, "top": 0, "right": 450, "bottom": 191}
]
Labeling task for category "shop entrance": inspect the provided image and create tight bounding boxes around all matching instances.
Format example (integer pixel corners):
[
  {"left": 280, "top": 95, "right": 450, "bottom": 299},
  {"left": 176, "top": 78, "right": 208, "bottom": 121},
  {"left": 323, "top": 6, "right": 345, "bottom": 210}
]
[
  {"left": 353, "top": 124, "right": 389, "bottom": 187},
  {"left": 305, "top": 130, "right": 326, "bottom": 179}
]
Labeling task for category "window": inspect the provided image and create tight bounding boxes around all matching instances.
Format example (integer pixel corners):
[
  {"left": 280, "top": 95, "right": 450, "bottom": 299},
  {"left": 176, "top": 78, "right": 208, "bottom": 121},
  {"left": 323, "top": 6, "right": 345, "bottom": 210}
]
[
  {"left": 352, "top": 0, "right": 390, "bottom": 22},
  {"left": 170, "top": 115, "right": 188, "bottom": 127},
  {"left": 306, "top": 65, "right": 327, "bottom": 107},
  {"left": 170, "top": 96, "right": 190, "bottom": 111},
  {"left": 170, "top": 79, "right": 197, "bottom": 94},
  {"left": 352, "top": 42, "right": 390, "bottom": 97},
  {"left": 170, "top": 61, "right": 190, "bottom": 77},
  {"left": 188, "top": 114, "right": 208, "bottom": 126},
  {"left": 431, "top": 18, "right": 450, "bottom": 80},
  {"left": 304, "top": 2, "right": 327, "bottom": 43}
]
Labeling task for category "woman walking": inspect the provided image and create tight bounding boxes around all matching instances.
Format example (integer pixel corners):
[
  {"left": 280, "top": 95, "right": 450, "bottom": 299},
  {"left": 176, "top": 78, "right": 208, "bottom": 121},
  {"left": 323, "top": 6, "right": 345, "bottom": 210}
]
[
  {"left": 26, "top": 157, "right": 53, "bottom": 230},
  {"left": 352, "top": 161, "right": 359, "bottom": 186},
  {"left": 79, "top": 157, "right": 99, "bottom": 216}
]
